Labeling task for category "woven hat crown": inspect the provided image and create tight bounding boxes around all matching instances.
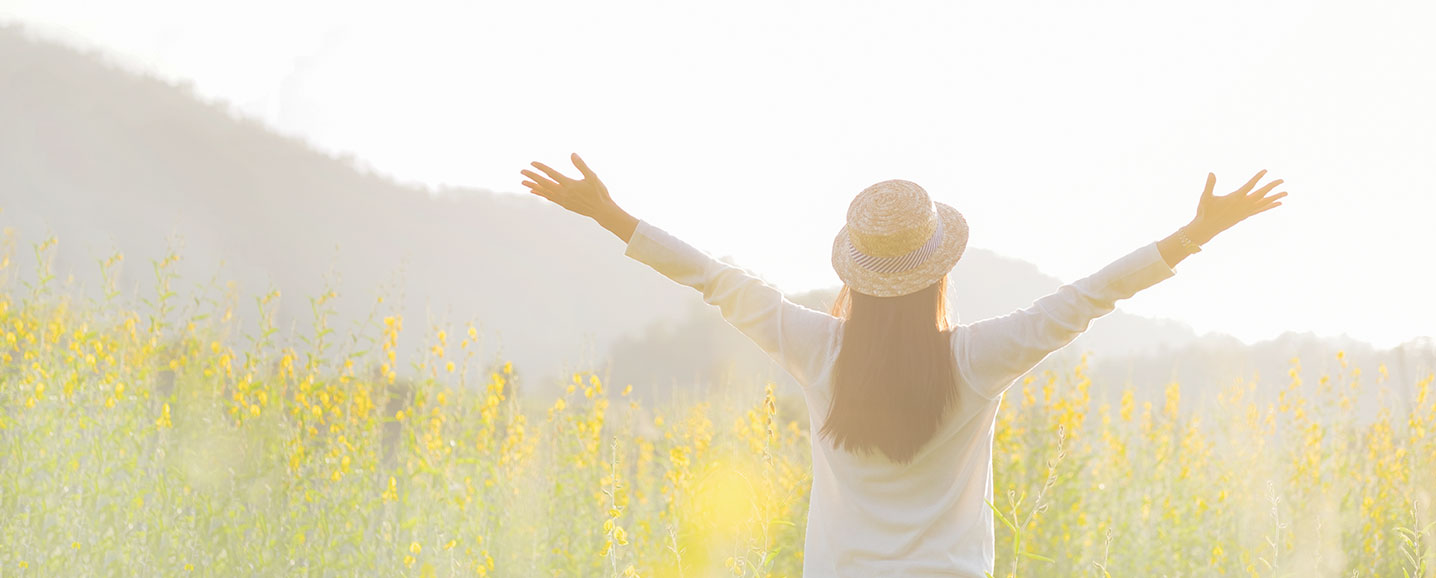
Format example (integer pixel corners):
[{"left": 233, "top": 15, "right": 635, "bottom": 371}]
[
  {"left": 831, "top": 178, "right": 967, "bottom": 297},
  {"left": 845, "top": 180, "right": 940, "bottom": 258}
]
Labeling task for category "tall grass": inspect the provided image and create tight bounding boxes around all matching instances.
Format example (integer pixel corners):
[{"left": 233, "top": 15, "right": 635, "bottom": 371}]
[{"left": 0, "top": 229, "right": 1432, "bottom": 576}]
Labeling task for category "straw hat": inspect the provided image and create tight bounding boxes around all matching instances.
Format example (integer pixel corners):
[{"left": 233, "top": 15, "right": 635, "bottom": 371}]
[{"left": 831, "top": 179, "right": 969, "bottom": 298}]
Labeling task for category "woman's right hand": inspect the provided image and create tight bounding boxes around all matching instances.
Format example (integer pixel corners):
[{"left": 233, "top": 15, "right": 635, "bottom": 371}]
[{"left": 1186, "top": 170, "right": 1289, "bottom": 244}]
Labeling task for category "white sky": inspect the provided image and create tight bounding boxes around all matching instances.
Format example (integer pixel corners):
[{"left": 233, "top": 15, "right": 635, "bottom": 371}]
[{"left": 3, "top": 0, "right": 1433, "bottom": 349}]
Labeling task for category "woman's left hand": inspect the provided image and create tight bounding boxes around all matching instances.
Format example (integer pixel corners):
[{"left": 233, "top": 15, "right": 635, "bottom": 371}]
[{"left": 521, "top": 153, "right": 618, "bottom": 220}]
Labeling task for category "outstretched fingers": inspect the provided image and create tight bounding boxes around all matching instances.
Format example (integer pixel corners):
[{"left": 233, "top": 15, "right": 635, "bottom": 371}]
[
  {"left": 1249, "top": 188, "right": 1288, "bottom": 215},
  {"left": 530, "top": 161, "right": 574, "bottom": 185},
  {"left": 1250, "top": 200, "right": 1283, "bottom": 216},
  {"left": 521, "top": 169, "right": 562, "bottom": 192},
  {"left": 522, "top": 181, "right": 561, "bottom": 205},
  {"left": 1256, "top": 190, "right": 1289, "bottom": 204},
  {"left": 1247, "top": 178, "right": 1284, "bottom": 200},
  {"left": 1232, "top": 169, "right": 1268, "bottom": 196},
  {"left": 521, "top": 179, "right": 549, "bottom": 195}
]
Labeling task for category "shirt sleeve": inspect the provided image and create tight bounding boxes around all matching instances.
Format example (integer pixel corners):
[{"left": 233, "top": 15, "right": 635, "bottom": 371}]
[
  {"left": 623, "top": 219, "right": 841, "bottom": 388},
  {"left": 952, "top": 241, "right": 1177, "bottom": 400}
]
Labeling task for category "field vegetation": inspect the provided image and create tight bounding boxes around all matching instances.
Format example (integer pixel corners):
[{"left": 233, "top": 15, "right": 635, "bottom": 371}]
[{"left": 1, "top": 230, "right": 1432, "bottom": 577}]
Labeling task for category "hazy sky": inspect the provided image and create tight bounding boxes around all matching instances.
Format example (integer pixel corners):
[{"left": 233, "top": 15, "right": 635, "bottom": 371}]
[{"left": 3, "top": 0, "right": 1433, "bottom": 349}]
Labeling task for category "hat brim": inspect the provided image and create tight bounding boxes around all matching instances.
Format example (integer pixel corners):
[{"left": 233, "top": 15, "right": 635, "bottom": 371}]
[{"left": 831, "top": 201, "right": 968, "bottom": 298}]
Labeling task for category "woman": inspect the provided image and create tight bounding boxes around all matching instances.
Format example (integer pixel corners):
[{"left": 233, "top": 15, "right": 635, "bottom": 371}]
[{"left": 520, "top": 154, "right": 1286, "bottom": 577}]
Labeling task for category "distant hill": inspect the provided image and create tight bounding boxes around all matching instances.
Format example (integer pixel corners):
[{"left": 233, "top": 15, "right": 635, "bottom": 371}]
[
  {"left": 612, "top": 253, "right": 1436, "bottom": 422},
  {"left": 0, "top": 24, "right": 699, "bottom": 398},
  {"left": 3, "top": 24, "right": 1432, "bottom": 407},
  {"left": 608, "top": 247, "right": 1209, "bottom": 400}
]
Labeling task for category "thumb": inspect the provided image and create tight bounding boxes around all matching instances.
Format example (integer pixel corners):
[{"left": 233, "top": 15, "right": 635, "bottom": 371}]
[
  {"left": 1202, "top": 172, "right": 1216, "bottom": 200},
  {"left": 572, "top": 153, "right": 599, "bottom": 181}
]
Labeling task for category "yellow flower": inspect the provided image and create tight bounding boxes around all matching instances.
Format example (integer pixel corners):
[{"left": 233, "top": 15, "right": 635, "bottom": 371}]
[{"left": 410, "top": 541, "right": 422, "bottom": 555}]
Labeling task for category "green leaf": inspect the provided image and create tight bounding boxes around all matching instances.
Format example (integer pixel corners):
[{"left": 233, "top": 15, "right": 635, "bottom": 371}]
[{"left": 986, "top": 499, "right": 1017, "bottom": 532}]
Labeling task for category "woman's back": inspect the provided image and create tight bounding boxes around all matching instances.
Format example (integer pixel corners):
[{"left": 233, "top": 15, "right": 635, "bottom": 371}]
[
  {"left": 800, "top": 328, "right": 1005, "bottom": 577},
  {"left": 620, "top": 218, "right": 1176, "bottom": 577}
]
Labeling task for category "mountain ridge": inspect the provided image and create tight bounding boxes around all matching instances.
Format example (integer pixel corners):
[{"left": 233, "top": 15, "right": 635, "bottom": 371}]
[{"left": 3, "top": 23, "right": 1431, "bottom": 406}]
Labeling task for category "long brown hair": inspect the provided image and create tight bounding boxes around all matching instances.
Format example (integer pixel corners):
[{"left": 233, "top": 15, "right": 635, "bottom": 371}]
[{"left": 818, "top": 276, "right": 956, "bottom": 464}]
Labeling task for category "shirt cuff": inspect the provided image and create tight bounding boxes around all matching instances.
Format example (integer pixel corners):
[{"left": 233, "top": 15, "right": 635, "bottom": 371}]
[
  {"left": 1112, "top": 241, "right": 1177, "bottom": 296},
  {"left": 623, "top": 219, "right": 661, "bottom": 261}
]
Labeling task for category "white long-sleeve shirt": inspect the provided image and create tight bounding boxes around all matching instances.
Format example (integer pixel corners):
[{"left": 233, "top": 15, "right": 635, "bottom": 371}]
[{"left": 622, "top": 219, "right": 1177, "bottom": 577}]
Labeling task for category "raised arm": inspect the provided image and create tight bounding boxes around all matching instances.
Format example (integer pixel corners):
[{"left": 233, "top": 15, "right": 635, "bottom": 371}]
[
  {"left": 953, "top": 239, "right": 1177, "bottom": 400},
  {"left": 953, "top": 170, "right": 1289, "bottom": 400},
  {"left": 520, "top": 153, "right": 839, "bottom": 387},
  {"left": 620, "top": 220, "right": 840, "bottom": 387}
]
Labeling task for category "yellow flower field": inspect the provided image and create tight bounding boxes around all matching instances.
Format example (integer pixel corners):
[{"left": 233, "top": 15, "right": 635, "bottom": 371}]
[{"left": 0, "top": 233, "right": 1433, "bottom": 577}]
